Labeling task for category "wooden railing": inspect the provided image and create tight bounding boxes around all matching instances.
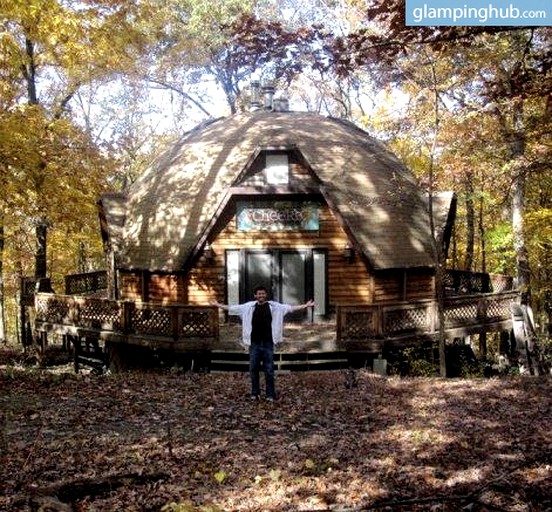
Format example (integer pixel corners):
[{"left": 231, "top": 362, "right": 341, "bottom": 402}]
[
  {"left": 65, "top": 271, "right": 108, "bottom": 295},
  {"left": 443, "top": 269, "right": 513, "bottom": 294},
  {"left": 35, "top": 291, "right": 517, "bottom": 351},
  {"left": 337, "top": 292, "right": 517, "bottom": 344},
  {"left": 35, "top": 294, "right": 219, "bottom": 342}
]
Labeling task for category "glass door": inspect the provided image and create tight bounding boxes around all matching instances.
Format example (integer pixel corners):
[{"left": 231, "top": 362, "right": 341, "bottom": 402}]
[
  {"left": 280, "top": 251, "right": 308, "bottom": 321},
  {"left": 226, "top": 248, "right": 327, "bottom": 320},
  {"left": 244, "top": 251, "right": 274, "bottom": 301}
]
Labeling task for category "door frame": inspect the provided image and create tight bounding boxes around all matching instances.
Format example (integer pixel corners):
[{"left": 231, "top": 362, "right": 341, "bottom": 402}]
[{"left": 225, "top": 248, "right": 328, "bottom": 321}]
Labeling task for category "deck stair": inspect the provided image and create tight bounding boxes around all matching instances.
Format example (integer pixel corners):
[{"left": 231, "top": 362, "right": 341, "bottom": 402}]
[{"left": 210, "top": 350, "right": 350, "bottom": 372}]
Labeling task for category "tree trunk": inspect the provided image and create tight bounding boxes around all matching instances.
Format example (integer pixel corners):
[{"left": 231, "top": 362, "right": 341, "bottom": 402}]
[
  {"left": 34, "top": 220, "right": 48, "bottom": 280},
  {"left": 463, "top": 175, "right": 475, "bottom": 271},
  {"left": 478, "top": 196, "right": 486, "bottom": 273},
  {"left": 24, "top": 37, "right": 49, "bottom": 282},
  {"left": 0, "top": 217, "right": 5, "bottom": 344},
  {"left": 435, "top": 261, "right": 447, "bottom": 377},
  {"left": 512, "top": 171, "right": 530, "bottom": 302},
  {"left": 508, "top": 100, "right": 529, "bottom": 299},
  {"left": 426, "top": 59, "right": 447, "bottom": 377},
  {"left": 508, "top": 100, "right": 541, "bottom": 374},
  {"left": 25, "top": 37, "right": 38, "bottom": 104}
]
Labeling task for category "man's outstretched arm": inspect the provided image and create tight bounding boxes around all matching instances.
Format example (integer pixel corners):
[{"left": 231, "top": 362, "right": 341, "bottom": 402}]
[
  {"left": 210, "top": 300, "right": 229, "bottom": 311},
  {"left": 289, "top": 300, "right": 315, "bottom": 312}
]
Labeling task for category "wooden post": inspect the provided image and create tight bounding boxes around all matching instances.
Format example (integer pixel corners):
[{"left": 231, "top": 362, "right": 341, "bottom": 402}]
[
  {"left": 210, "top": 306, "right": 219, "bottom": 340},
  {"left": 336, "top": 307, "right": 343, "bottom": 344},
  {"left": 477, "top": 296, "right": 487, "bottom": 323},
  {"left": 479, "top": 332, "right": 487, "bottom": 361},
  {"left": 20, "top": 299, "right": 27, "bottom": 349},
  {"left": 172, "top": 307, "right": 180, "bottom": 341},
  {"left": 430, "top": 300, "right": 437, "bottom": 335},
  {"left": 375, "top": 305, "right": 383, "bottom": 337},
  {"left": 121, "top": 301, "right": 134, "bottom": 334},
  {"left": 477, "top": 297, "right": 488, "bottom": 360}
]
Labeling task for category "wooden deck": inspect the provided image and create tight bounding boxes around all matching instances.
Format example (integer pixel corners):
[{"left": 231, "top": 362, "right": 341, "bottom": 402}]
[
  {"left": 33, "top": 291, "right": 517, "bottom": 355},
  {"left": 217, "top": 321, "right": 338, "bottom": 352}
]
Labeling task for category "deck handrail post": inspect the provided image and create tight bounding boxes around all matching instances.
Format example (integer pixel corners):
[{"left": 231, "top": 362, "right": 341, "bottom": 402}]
[
  {"left": 477, "top": 296, "right": 488, "bottom": 325},
  {"left": 453, "top": 271, "right": 461, "bottom": 293},
  {"left": 69, "top": 296, "right": 79, "bottom": 325},
  {"left": 430, "top": 300, "right": 437, "bottom": 334},
  {"left": 211, "top": 306, "right": 219, "bottom": 339},
  {"left": 376, "top": 305, "right": 383, "bottom": 336},
  {"left": 172, "top": 307, "right": 180, "bottom": 341},
  {"left": 336, "top": 306, "right": 343, "bottom": 343},
  {"left": 121, "top": 301, "right": 135, "bottom": 334}
]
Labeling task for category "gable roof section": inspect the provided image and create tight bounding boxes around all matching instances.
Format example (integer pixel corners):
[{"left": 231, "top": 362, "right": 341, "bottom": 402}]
[{"left": 106, "top": 111, "right": 454, "bottom": 272}]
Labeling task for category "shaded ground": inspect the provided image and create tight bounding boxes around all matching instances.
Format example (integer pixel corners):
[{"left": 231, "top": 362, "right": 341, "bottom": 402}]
[{"left": 0, "top": 348, "right": 550, "bottom": 512}]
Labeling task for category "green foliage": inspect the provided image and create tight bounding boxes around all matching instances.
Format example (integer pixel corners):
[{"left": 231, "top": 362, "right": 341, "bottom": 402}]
[
  {"left": 485, "top": 223, "right": 516, "bottom": 274},
  {"left": 408, "top": 356, "right": 439, "bottom": 378},
  {"left": 456, "top": 352, "right": 486, "bottom": 379},
  {"left": 213, "top": 470, "right": 228, "bottom": 485},
  {"left": 388, "top": 346, "right": 439, "bottom": 377},
  {"left": 536, "top": 334, "right": 552, "bottom": 374}
]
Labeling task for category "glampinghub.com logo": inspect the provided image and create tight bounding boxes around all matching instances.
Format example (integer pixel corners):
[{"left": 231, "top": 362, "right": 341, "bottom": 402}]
[{"left": 406, "top": 0, "right": 550, "bottom": 25}]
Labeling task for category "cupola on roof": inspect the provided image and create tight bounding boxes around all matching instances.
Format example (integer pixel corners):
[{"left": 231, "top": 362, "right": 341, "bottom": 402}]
[{"left": 98, "top": 110, "right": 455, "bottom": 273}]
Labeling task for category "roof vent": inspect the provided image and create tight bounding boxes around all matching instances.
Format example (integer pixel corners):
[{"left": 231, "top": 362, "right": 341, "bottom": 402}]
[
  {"left": 250, "top": 79, "right": 288, "bottom": 112},
  {"left": 273, "top": 94, "right": 289, "bottom": 112},
  {"left": 250, "top": 80, "right": 262, "bottom": 111},
  {"left": 261, "top": 81, "right": 275, "bottom": 111}
]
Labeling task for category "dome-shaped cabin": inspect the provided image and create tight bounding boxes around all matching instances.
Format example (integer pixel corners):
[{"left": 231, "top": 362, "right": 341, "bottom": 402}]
[{"left": 98, "top": 110, "right": 455, "bottom": 324}]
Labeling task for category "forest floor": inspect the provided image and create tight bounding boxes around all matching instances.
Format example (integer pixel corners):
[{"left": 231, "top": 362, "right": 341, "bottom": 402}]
[{"left": 0, "top": 346, "right": 550, "bottom": 512}]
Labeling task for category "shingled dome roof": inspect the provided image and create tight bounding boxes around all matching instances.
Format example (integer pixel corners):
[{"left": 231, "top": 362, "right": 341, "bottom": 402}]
[{"left": 99, "top": 111, "right": 455, "bottom": 272}]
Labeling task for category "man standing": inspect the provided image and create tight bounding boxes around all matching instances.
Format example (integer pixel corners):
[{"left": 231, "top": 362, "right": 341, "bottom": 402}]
[{"left": 211, "top": 286, "right": 315, "bottom": 402}]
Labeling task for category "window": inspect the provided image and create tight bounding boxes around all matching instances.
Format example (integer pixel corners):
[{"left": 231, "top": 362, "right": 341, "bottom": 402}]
[
  {"left": 313, "top": 250, "right": 327, "bottom": 316},
  {"left": 265, "top": 153, "right": 289, "bottom": 184},
  {"left": 226, "top": 250, "right": 240, "bottom": 306}
]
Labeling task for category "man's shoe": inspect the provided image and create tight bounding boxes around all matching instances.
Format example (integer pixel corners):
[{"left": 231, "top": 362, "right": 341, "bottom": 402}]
[
  {"left": 265, "top": 396, "right": 275, "bottom": 402},
  {"left": 250, "top": 395, "right": 260, "bottom": 401}
]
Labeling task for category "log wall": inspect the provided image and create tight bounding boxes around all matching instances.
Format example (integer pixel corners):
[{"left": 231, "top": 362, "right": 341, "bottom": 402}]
[
  {"left": 119, "top": 272, "right": 142, "bottom": 301},
  {"left": 373, "top": 269, "right": 435, "bottom": 303},
  {"left": 119, "top": 272, "right": 187, "bottom": 303},
  {"left": 187, "top": 202, "right": 372, "bottom": 306},
  {"left": 148, "top": 274, "right": 183, "bottom": 303},
  {"left": 406, "top": 269, "right": 435, "bottom": 300}
]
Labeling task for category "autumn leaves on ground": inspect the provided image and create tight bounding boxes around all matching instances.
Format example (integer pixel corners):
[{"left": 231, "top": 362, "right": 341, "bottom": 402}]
[{"left": 1, "top": 353, "right": 550, "bottom": 512}]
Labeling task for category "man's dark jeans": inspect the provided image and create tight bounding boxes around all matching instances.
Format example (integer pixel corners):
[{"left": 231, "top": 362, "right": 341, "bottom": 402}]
[{"left": 249, "top": 341, "right": 275, "bottom": 399}]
